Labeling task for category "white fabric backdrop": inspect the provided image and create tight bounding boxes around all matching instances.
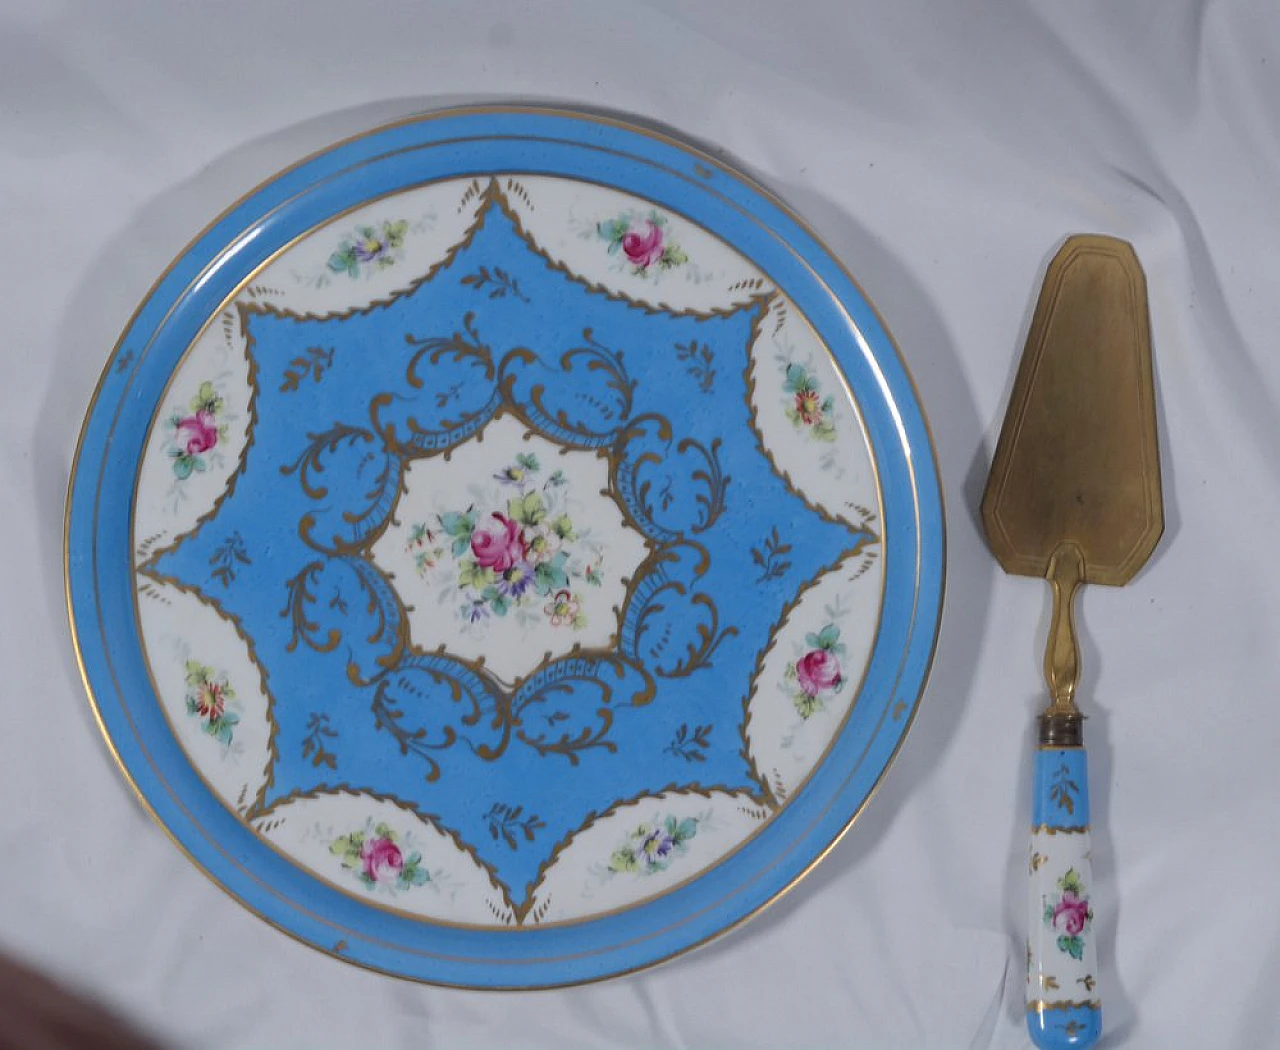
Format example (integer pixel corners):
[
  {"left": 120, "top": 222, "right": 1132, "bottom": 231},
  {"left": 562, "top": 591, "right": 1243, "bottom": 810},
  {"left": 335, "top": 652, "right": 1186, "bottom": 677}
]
[{"left": 3, "top": 1, "right": 1276, "bottom": 1046}]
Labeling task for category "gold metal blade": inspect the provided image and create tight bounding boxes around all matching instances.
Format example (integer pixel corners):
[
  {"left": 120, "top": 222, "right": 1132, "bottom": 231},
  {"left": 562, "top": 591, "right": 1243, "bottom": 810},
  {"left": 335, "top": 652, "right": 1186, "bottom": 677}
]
[{"left": 981, "top": 235, "right": 1163, "bottom": 718}]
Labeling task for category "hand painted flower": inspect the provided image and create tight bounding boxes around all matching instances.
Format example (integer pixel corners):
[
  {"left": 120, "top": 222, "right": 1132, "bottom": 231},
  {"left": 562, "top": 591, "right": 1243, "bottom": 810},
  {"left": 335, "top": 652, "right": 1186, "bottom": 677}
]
[
  {"left": 794, "top": 389, "right": 823, "bottom": 426},
  {"left": 526, "top": 526, "right": 563, "bottom": 565},
  {"left": 175, "top": 409, "right": 219, "bottom": 455},
  {"left": 192, "top": 680, "right": 226, "bottom": 721},
  {"left": 352, "top": 232, "right": 389, "bottom": 264},
  {"left": 360, "top": 836, "right": 404, "bottom": 883},
  {"left": 544, "top": 589, "right": 581, "bottom": 627},
  {"left": 494, "top": 465, "right": 530, "bottom": 486},
  {"left": 1052, "top": 890, "right": 1090, "bottom": 936},
  {"left": 639, "top": 826, "right": 675, "bottom": 864},
  {"left": 796, "top": 648, "right": 842, "bottom": 697},
  {"left": 499, "top": 562, "right": 537, "bottom": 599},
  {"left": 470, "top": 513, "right": 527, "bottom": 572},
  {"left": 622, "top": 220, "right": 664, "bottom": 268}
]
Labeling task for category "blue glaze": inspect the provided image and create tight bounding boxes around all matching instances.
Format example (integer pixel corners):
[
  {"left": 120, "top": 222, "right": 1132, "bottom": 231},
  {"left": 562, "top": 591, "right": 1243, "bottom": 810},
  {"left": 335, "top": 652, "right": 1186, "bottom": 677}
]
[
  {"left": 151, "top": 206, "right": 867, "bottom": 898},
  {"left": 1028, "top": 1003, "right": 1101, "bottom": 1049},
  {"left": 1034, "top": 748, "right": 1090, "bottom": 828},
  {"left": 66, "top": 107, "right": 945, "bottom": 987}
]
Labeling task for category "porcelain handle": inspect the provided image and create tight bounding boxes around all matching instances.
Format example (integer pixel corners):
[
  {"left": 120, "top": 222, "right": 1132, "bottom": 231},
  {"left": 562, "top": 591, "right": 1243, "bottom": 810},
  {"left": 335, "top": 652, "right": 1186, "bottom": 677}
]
[{"left": 1027, "top": 747, "right": 1100, "bottom": 1049}]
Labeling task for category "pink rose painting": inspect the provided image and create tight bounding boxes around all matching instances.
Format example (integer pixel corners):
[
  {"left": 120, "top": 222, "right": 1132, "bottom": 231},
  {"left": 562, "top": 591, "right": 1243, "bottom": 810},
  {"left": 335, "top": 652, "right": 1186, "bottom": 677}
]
[
  {"left": 360, "top": 835, "right": 404, "bottom": 884},
  {"left": 622, "top": 220, "right": 665, "bottom": 268},
  {"left": 471, "top": 513, "right": 527, "bottom": 572},
  {"left": 166, "top": 380, "right": 227, "bottom": 480},
  {"left": 1044, "top": 868, "right": 1092, "bottom": 960},
  {"left": 788, "top": 624, "right": 847, "bottom": 719},
  {"left": 175, "top": 410, "right": 219, "bottom": 455},
  {"left": 796, "top": 648, "right": 842, "bottom": 697},
  {"left": 330, "top": 824, "right": 430, "bottom": 892},
  {"left": 598, "top": 211, "right": 689, "bottom": 275},
  {"left": 1053, "top": 891, "right": 1090, "bottom": 936}
]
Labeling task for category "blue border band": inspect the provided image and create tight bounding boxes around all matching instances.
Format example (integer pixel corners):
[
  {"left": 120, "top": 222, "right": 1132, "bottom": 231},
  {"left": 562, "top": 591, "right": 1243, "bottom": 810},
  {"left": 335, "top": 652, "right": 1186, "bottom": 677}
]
[
  {"left": 1028, "top": 1004, "right": 1101, "bottom": 1049},
  {"left": 1034, "top": 749, "right": 1091, "bottom": 827},
  {"left": 67, "top": 107, "right": 944, "bottom": 987}
]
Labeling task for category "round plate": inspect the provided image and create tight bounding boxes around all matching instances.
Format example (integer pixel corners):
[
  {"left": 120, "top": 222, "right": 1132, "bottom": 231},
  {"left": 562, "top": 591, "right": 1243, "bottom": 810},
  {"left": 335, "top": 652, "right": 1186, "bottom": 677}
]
[{"left": 66, "top": 106, "right": 943, "bottom": 988}]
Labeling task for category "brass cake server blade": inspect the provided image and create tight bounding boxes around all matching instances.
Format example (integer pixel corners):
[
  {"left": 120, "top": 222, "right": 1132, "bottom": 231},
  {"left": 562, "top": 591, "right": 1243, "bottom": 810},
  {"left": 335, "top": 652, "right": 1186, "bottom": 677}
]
[{"left": 981, "top": 234, "right": 1163, "bottom": 1049}]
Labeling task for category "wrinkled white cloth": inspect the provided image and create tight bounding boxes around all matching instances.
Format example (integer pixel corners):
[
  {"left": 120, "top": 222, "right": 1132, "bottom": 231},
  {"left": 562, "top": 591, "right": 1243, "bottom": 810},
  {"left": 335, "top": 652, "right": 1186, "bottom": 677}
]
[{"left": 2, "top": 1, "right": 1276, "bottom": 1047}]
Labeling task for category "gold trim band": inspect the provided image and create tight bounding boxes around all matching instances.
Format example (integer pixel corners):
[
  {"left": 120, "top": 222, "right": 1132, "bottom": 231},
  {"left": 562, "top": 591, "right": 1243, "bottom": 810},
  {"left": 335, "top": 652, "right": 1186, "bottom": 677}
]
[
  {"left": 1027, "top": 999, "right": 1100, "bottom": 1012},
  {"left": 1032, "top": 824, "right": 1089, "bottom": 835}
]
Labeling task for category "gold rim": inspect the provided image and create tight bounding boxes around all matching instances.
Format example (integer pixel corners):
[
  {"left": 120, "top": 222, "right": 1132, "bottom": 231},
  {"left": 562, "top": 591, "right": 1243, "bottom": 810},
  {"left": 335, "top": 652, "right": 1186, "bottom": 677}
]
[{"left": 64, "top": 101, "right": 946, "bottom": 989}]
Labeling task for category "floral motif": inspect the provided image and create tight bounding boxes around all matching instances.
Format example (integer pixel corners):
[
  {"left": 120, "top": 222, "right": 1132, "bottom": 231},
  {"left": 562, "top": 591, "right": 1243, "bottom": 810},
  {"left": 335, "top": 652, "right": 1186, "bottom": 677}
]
[
  {"left": 279, "top": 346, "right": 335, "bottom": 393},
  {"left": 461, "top": 265, "right": 530, "bottom": 303},
  {"left": 608, "top": 814, "right": 700, "bottom": 875},
  {"left": 329, "top": 822, "right": 430, "bottom": 892},
  {"left": 164, "top": 381, "right": 229, "bottom": 480},
  {"left": 416, "top": 453, "right": 599, "bottom": 628},
  {"left": 783, "top": 363, "right": 837, "bottom": 442},
  {"left": 1044, "top": 867, "right": 1093, "bottom": 960},
  {"left": 209, "top": 532, "right": 250, "bottom": 587},
  {"left": 327, "top": 219, "right": 409, "bottom": 278},
  {"left": 544, "top": 589, "right": 583, "bottom": 628},
  {"left": 785, "top": 624, "right": 846, "bottom": 719},
  {"left": 1050, "top": 763, "right": 1080, "bottom": 816},
  {"left": 405, "top": 522, "right": 445, "bottom": 576},
  {"left": 751, "top": 526, "right": 793, "bottom": 583},
  {"left": 484, "top": 803, "right": 545, "bottom": 850},
  {"left": 675, "top": 340, "right": 715, "bottom": 393},
  {"left": 597, "top": 211, "right": 689, "bottom": 276},
  {"left": 302, "top": 712, "right": 338, "bottom": 770},
  {"left": 183, "top": 660, "right": 239, "bottom": 745},
  {"left": 664, "top": 723, "right": 712, "bottom": 762},
  {"left": 471, "top": 513, "right": 527, "bottom": 572}
]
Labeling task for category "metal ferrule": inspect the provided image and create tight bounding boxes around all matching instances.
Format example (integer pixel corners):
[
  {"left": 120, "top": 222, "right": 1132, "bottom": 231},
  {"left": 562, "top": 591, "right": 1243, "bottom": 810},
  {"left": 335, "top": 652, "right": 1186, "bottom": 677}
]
[{"left": 1038, "top": 710, "right": 1084, "bottom": 748}]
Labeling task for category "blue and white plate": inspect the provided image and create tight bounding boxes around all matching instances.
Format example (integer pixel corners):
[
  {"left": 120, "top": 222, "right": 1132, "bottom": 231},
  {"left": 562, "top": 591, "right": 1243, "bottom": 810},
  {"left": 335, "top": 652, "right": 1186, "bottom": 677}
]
[{"left": 66, "top": 106, "right": 943, "bottom": 988}]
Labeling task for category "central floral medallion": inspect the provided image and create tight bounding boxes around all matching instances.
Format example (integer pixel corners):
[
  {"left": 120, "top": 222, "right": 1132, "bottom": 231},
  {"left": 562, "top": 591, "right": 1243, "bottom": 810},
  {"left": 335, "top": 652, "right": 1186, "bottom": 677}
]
[{"left": 372, "top": 417, "right": 648, "bottom": 683}]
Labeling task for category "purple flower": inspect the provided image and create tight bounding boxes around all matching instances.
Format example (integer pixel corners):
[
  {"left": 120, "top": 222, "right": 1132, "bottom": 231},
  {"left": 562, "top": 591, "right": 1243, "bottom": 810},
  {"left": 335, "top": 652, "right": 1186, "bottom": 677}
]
[
  {"left": 351, "top": 233, "right": 388, "bottom": 264},
  {"left": 498, "top": 562, "right": 536, "bottom": 599},
  {"left": 640, "top": 827, "right": 674, "bottom": 864},
  {"left": 466, "top": 601, "right": 489, "bottom": 623}
]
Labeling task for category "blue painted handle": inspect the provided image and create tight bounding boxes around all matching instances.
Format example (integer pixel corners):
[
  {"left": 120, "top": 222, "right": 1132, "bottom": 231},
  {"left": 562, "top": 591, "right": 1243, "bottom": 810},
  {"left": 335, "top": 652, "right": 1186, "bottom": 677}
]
[{"left": 1027, "top": 748, "right": 1100, "bottom": 1049}]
